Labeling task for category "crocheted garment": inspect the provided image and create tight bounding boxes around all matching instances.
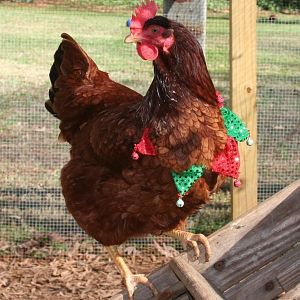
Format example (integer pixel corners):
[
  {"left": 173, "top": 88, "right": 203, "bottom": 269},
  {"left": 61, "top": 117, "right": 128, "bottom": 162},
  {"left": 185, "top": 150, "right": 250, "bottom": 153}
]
[{"left": 132, "top": 92, "right": 252, "bottom": 207}]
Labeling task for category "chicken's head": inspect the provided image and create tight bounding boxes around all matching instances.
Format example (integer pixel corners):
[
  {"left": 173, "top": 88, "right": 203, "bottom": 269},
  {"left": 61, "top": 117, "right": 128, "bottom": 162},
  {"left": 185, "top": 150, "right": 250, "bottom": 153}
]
[{"left": 124, "top": 0, "right": 174, "bottom": 61}]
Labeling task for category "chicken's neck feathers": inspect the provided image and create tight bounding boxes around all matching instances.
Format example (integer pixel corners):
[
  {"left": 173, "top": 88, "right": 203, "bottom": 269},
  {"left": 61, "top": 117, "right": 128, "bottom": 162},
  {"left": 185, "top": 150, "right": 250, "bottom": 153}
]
[{"left": 137, "top": 23, "right": 217, "bottom": 128}]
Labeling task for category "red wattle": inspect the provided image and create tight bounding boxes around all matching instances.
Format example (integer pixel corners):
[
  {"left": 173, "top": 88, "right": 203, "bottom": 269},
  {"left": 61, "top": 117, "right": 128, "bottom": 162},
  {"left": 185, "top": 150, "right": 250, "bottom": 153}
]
[{"left": 137, "top": 43, "right": 158, "bottom": 61}]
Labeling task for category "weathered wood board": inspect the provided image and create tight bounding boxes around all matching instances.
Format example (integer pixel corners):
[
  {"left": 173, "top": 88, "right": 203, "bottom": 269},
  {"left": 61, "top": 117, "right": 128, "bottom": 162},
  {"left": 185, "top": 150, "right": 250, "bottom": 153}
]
[
  {"left": 224, "top": 244, "right": 300, "bottom": 299},
  {"left": 111, "top": 265, "right": 186, "bottom": 300},
  {"left": 195, "top": 179, "right": 300, "bottom": 295},
  {"left": 170, "top": 256, "right": 223, "bottom": 300},
  {"left": 112, "top": 180, "right": 300, "bottom": 300},
  {"left": 280, "top": 282, "right": 300, "bottom": 300}
]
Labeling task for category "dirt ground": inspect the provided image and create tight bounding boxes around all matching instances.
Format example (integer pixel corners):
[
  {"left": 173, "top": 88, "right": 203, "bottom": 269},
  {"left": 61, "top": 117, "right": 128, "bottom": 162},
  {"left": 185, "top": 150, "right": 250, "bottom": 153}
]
[
  {"left": 0, "top": 252, "right": 169, "bottom": 300},
  {"left": 0, "top": 237, "right": 175, "bottom": 300}
]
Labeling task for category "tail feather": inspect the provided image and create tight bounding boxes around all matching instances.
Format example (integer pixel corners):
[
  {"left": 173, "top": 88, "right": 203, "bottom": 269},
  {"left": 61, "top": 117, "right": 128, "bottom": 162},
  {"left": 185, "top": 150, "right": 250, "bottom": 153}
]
[
  {"left": 46, "top": 33, "right": 142, "bottom": 142},
  {"left": 46, "top": 45, "right": 63, "bottom": 118},
  {"left": 45, "top": 33, "right": 106, "bottom": 141},
  {"left": 49, "top": 44, "right": 63, "bottom": 86}
]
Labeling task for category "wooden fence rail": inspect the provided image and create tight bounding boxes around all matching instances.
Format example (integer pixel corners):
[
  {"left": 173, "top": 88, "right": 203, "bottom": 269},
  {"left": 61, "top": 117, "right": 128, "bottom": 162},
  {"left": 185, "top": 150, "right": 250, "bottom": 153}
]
[{"left": 112, "top": 180, "right": 300, "bottom": 300}]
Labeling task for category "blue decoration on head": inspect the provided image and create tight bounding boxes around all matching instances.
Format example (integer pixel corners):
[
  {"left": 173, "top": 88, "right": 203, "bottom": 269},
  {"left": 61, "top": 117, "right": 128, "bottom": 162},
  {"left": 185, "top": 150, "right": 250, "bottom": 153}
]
[{"left": 126, "top": 19, "right": 132, "bottom": 27}]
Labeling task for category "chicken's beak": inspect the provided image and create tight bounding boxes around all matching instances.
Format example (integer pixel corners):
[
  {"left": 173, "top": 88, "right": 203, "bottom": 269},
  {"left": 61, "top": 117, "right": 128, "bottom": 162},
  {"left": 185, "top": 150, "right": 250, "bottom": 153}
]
[{"left": 124, "top": 33, "right": 140, "bottom": 44}]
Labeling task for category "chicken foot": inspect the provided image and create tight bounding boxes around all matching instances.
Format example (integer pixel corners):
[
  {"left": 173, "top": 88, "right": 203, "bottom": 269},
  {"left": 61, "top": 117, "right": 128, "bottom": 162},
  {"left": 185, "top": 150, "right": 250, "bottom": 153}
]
[
  {"left": 105, "top": 246, "right": 158, "bottom": 299},
  {"left": 164, "top": 229, "right": 211, "bottom": 262}
]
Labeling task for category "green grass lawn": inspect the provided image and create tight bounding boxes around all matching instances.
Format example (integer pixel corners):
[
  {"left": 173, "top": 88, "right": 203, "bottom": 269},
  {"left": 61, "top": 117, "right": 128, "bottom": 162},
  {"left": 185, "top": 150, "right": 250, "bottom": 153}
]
[{"left": 0, "top": 3, "right": 299, "bottom": 254}]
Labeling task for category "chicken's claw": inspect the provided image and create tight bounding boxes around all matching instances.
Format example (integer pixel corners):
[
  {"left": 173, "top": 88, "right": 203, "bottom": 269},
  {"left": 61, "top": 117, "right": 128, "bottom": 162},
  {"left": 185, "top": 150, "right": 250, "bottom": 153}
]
[
  {"left": 185, "top": 232, "right": 211, "bottom": 262},
  {"left": 105, "top": 246, "right": 158, "bottom": 299},
  {"left": 125, "top": 273, "right": 158, "bottom": 300},
  {"left": 164, "top": 230, "right": 211, "bottom": 262}
]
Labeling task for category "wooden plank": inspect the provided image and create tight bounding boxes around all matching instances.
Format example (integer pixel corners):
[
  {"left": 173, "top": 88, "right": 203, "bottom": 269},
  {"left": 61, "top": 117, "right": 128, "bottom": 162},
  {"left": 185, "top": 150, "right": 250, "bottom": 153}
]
[
  {"left": 193, "top": 180, "right": 300, "bottom": 293},
  {"left": 151, "top": 281, "right": 187, "bottom": 300},
  {"left": 224, "top": 243, "right": 300, "bottom": 299},
  {"left": 175, "top": 293, "right": 193, "bottom": 300},
  {"left": 230, "top": 0, "right": 257, "bottom": 219},
  {"left": 277, "top": 249, "right": 300, "bottom": 292},
  {"left": 113, "top": 180, "right": 300, "bottom": 300},
  {"left": 280, "top": 282, "right": 300, "bottom": 299},
  {"left": 111, "top": 265, "right": 180, "bottom": 300},
  {"left": 170, "top": 256, "right": 224, "bottom": 300}
]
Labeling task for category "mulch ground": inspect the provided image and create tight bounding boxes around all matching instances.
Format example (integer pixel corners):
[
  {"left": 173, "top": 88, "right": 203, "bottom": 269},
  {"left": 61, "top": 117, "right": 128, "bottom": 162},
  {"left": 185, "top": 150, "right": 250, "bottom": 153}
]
[{"left": 0, "top": 242, "right": 173, "bottom": 300}]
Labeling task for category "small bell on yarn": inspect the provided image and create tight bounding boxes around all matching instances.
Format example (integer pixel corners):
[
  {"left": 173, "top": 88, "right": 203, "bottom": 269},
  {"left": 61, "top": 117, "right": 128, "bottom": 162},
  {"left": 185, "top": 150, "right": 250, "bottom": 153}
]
[
  {"left": 172, "top": 165, "right": 205, "bottom": 208},
  {"left": 234, "top": 179, "right": 242, "bottom": 188},
  {"left": 176, "top": 197, "right": 185, "bottom": 208},
  {"left": 131, "top": 151, "right": 139, "bottom": 160},
  {"left": 246, "top": 137, "right": 254, "bottom": 146},
  {"left": 132, "top": 128, "right": 156, "bottom": 160},
  {"left": 216, "top": 91, "right": 225, "bottom": 108}
]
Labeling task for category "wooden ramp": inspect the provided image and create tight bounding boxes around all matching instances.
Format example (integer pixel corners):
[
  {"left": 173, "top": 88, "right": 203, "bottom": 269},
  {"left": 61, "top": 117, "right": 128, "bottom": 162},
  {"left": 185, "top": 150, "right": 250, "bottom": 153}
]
[{"left": 112, "top": 180, "right": 300, "bottom": 300}]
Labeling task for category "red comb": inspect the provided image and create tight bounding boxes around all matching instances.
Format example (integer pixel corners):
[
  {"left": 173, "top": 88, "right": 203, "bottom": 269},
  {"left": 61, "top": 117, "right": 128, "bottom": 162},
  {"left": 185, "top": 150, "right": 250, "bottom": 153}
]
[{"left": 131, "top": 0, "right": 159, "bottom": 34}]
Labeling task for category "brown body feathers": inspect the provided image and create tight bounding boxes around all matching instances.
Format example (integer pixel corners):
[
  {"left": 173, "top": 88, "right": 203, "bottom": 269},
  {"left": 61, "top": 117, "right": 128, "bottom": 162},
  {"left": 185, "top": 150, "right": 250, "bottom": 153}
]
[{"left": 46, "top": 20, "right": 227, "bottom": 246}]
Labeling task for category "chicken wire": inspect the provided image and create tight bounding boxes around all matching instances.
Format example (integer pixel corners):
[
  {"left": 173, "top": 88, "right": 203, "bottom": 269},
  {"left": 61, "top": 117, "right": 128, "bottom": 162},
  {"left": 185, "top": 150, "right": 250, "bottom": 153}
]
[
  {"left": 0, "top": 1, "right": 299, "bottom": 260},
  {"left": 257, "top": 17, "right": 300, "bottom": 200}
]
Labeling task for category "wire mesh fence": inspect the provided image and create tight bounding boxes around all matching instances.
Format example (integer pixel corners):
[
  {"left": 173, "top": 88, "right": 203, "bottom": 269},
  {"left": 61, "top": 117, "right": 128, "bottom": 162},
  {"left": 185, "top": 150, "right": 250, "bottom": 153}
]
[
  {"left": 257, "top": 16, "right": 300, "bottom": 200},
  {"left": 0, "top": 0, "right": 299, "bottom": 264}
]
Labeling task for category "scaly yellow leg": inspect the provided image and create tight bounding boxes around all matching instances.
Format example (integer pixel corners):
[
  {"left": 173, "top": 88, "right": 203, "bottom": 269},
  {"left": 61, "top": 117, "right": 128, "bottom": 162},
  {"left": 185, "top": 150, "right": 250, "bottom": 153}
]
[
  {"left": 164, "top": 229, "right": 211, "bottom": 262},
  {"left": 105, "top": 246, "right": 157, "bottom": 299}
]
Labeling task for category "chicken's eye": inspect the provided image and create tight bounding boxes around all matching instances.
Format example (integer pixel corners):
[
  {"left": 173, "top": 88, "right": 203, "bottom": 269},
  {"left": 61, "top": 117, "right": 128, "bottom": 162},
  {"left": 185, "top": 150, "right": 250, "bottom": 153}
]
[{"left": 151, "top": 27, "right": 159, "bottom": 33}]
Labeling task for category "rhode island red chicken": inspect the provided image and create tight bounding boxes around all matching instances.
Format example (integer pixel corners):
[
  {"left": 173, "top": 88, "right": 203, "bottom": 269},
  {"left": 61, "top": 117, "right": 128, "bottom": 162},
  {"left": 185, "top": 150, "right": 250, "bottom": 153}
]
[{"left": 45, "top": 1, "right": 239, "bottom": 298}]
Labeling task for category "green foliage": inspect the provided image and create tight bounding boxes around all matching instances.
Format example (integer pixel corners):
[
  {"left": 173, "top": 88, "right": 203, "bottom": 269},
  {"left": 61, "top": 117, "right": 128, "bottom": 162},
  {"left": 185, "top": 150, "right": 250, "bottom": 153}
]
[
  {"left": 257, "top": 0, "right": 300, "bottom": 12},
  {"left": 70, "top": 0, "right": 163, "bottom": 8},
  {"left": 207, "top": 0, "right": 229, "bottom": 11},
  {"left": 0, "top": 225, "right": 32, "bottom": 244},
  {"left": 4, "top": 0, "right": 299, "bottom": 12},
  {"left": 6, "top": 0, "right": 33, "bottom": 3},
  {"left": 207, "top": 0, "right": 300, "bottom": 12},
  {"left": 1, "top": 0, "right": 163, "bottom": 7},
  {"left": 71, "top": 0, "right": 138, "bottom": 7},
  {"left": 189, "top": 191, "right": 231, "bottom": 236}
]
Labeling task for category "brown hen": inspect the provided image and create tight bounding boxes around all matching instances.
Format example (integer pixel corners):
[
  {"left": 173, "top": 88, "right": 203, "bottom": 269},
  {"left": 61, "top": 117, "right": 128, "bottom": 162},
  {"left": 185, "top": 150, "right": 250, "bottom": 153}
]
[{"left": 46, "top": 1, "right": 228, "bottom": 298}]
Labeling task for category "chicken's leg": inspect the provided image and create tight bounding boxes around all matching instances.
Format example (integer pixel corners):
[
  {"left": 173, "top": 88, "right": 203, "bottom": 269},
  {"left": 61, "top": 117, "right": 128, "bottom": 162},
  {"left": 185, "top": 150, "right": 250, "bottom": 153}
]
[
  {"left": 164, "top": 229, "right": 211, "bottom": 262},
  {"left": 105, "top": 246, "right": 157, "bottom": 299}
]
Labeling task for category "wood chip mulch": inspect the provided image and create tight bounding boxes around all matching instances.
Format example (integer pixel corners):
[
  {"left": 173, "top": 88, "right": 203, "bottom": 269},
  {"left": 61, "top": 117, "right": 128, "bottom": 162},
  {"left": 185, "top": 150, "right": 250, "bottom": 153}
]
[{"left": 0, "top": 252, "right": 169, "bottom": 300}]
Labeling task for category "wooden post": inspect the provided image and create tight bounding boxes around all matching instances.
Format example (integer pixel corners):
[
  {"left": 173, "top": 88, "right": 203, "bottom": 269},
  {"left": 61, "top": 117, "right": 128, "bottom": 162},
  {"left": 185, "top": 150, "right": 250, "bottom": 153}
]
[{"left": 230, "top": 0, "right": 257, "bottom": 219}]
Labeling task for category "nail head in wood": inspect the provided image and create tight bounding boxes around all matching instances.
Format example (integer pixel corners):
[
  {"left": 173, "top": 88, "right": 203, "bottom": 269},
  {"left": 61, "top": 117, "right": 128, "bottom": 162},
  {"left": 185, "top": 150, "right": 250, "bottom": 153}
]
[
  {"left": 265, "top": 281, "right": 275, "bottom": 291},
  {"left": 214, "top": 260, "right": 225, "bottom": 271}
]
